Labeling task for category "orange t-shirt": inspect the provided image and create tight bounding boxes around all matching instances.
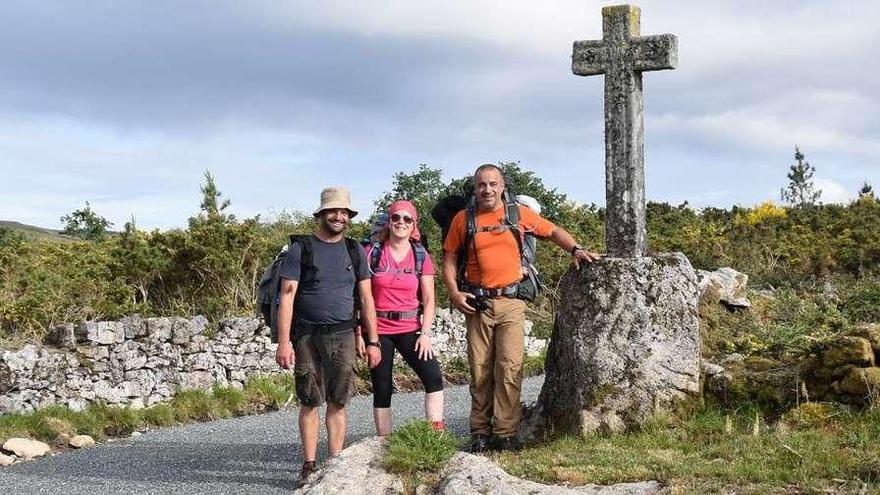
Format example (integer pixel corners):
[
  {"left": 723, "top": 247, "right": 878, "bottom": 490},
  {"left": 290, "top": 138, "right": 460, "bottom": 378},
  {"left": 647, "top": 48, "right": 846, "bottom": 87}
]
[{"left": 443, "top": 204, "right": 556, "bottom": 288}]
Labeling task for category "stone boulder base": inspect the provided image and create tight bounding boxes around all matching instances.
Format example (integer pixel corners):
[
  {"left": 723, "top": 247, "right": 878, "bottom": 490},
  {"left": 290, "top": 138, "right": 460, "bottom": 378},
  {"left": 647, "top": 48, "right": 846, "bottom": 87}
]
[
  {"left": 296, "top": 437, "right": 403, "bottom": 494},
  {"left": 536, "top": 253, "right": 701, "bottom": 436}
]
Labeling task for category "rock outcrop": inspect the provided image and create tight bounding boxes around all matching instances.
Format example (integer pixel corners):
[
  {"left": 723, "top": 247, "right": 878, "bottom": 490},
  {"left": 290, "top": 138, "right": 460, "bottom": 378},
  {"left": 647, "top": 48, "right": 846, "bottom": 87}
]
[
  {"left": 296, "top": 437, "right": 661, "bottom": 495},
  {"left": 697, "top": 267, "right": 750, "bottom": 309},
  {"left": 2, "top": 438, "right": 51, "bottom": 459},
  {"left": 296, "top": 437, "right": 403, "bottom": 494}
]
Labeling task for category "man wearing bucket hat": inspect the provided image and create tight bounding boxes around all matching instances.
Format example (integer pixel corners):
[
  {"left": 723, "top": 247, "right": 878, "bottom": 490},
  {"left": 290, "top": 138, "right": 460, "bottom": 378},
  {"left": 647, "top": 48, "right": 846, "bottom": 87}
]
[{"left": 275, "top": 187, "right": 382, "bottom": 481}]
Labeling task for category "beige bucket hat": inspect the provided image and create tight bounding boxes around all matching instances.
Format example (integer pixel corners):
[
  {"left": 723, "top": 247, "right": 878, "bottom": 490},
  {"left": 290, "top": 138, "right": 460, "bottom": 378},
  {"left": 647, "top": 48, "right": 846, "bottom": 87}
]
[{"left": 313, "top": 187, "right": 358, "bottom": 218}]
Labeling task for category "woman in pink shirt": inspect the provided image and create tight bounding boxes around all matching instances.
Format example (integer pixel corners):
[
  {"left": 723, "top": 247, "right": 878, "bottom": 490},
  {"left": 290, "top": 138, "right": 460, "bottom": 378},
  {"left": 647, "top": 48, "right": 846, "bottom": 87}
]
[{"left": 362, "top": 199, "right": 444, "bottom": 435}]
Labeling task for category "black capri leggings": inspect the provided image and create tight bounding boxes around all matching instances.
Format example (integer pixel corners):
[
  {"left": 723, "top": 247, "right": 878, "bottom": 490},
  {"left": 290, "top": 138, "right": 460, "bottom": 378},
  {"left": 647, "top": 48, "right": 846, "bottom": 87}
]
[{"left": 369, "top": 330, "right": 444, "bottom": 408}]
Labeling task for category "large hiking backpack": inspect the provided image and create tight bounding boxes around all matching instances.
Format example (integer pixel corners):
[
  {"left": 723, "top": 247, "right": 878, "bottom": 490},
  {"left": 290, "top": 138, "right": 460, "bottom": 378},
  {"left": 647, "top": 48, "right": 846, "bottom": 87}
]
[
  {"left": 430, "top": 190, "right": 544, "bottom": 301},
  {"left": 257, "top": 235, "right": 363, "bottom": 343}
]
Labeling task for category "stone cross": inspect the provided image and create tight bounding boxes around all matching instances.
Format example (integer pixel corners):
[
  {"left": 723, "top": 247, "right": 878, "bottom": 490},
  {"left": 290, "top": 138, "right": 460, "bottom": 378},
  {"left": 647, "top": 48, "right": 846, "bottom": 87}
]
[{"left": 572, "top": 5, "right": 677, "bottom": 257}]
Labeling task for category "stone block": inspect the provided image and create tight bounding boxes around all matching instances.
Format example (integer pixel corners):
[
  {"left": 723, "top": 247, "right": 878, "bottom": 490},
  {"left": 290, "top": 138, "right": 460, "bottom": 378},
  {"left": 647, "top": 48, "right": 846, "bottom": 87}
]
[
  {"left": 697, "top": 267, "right": 750, "bottom": 308},
  {"left": 218, "top": 317, "right": 261, "bottom": 340},
  {"left": 144, "top": 318, "right": 174, "bottom": 341},
  {"left": 178, "top": 371, "right": 216, "bottom": 391},
  {"left": 184, "top": 353, "right": 216, "bottom": 371},
  {"left": 76, "top": 321, "right": 124, "bottom": 345},
  {"left": 45, "top": 323, "right": 77, "bottom": 349},
  {"left": 121, "top": 314, "right": 147, "bottom": 340}
]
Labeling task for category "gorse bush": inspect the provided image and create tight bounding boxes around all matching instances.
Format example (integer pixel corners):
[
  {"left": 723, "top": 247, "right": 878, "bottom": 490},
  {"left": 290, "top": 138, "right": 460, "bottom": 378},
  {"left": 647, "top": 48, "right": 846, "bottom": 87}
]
[{"left": 1, "top": 164, "right": 879, "bottom": 344}]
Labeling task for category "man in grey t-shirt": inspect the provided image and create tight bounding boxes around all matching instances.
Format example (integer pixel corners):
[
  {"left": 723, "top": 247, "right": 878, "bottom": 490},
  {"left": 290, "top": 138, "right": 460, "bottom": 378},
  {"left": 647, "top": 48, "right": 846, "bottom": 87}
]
[{"left": 275, "top": 187, "right": 381, "bottom": 482}]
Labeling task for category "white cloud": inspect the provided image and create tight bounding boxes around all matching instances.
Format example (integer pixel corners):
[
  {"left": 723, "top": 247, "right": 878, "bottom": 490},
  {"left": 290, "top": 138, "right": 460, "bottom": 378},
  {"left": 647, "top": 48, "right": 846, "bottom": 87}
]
[{"left": 814, "top": 177, "right": 854, "bottom": 204}]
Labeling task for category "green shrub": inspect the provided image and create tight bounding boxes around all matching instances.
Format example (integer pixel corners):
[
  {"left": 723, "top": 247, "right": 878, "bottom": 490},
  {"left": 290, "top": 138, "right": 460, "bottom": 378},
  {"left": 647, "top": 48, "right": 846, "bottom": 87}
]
[
  {"left": 171, "top": 389, "right": 226, "bottom": 422},
  {"left": 384, "top": 420, "right": 459, "bottom": 474},
  {"left": 243, "top": 374, "right": 296, "bottom": 411},
  {"left": 141, "top": 403, "right": 177, "bottom": 428},
  {"left": 212, "top": 385, "right": 248, "bottom": 415},
  {"left": 88, "top": 403, "right": 144, "bottom": 437}
]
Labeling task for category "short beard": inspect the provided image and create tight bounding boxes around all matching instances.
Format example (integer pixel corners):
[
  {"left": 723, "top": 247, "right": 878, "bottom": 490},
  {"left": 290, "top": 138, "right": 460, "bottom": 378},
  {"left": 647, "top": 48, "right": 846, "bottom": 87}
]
[{"left": 320, "top": 217, "right": 347, "bottom": 235}]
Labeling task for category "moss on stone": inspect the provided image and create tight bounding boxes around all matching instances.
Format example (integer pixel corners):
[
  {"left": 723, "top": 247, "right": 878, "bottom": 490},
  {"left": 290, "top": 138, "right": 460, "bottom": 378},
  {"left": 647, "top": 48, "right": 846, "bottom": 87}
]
[
  {"left": 781, "top": 402, "right": 843, "bottom": 429},
  {"left": 743, "top": 356, "right": 782, "bottom": 372},
  {"left": 587, "top": 384, "right": 619, "bottom": 408},
  {"left": 848, "top": 324, "right": 880, "bottom": 352},
  {"left": 821, "top": 337, "right": 874, "bottom": 368},
  {"left": 839, "top": 367, "right": 880, "bottom": 399}
]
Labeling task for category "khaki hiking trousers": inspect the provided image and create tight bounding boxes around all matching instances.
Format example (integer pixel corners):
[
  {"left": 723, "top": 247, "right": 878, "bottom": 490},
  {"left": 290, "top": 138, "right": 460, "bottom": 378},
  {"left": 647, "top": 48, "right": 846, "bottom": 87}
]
[{"left": 465, "top": 297, "right": 527, "bottom": 438}]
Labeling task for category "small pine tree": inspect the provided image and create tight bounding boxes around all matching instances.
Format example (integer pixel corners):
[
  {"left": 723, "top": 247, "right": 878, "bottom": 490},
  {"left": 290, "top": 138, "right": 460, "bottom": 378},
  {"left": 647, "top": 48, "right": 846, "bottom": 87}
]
[
  {"left": 199, "top": 171, "right": 231, "bottom": 220},
  {"left": 60, "top": 201, "right": 113, "bottom": 241},
  {"left": 780, "top": 146, "right": 822, "bottom": 207},
  {"left": 859, "top": 181, "right": 874, "bottom": 199}
]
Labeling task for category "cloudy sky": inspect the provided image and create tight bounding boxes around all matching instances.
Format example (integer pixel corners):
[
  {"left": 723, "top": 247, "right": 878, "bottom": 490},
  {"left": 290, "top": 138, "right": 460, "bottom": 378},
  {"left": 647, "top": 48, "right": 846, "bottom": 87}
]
[{"left": 1, "top": 0, "right": 877, "bottom": 230}]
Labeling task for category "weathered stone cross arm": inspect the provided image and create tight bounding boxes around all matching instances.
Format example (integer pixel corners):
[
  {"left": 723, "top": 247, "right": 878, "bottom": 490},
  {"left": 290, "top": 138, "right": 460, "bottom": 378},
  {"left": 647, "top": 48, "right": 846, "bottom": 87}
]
[{"left": 572, "top": 6, "right": 677, "bottom": 76}]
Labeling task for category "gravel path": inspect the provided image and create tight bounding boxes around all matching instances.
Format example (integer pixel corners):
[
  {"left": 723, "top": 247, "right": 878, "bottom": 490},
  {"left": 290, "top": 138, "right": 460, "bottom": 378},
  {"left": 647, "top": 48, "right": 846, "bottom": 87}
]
[{"left": 0, "top": 376, "right": 545, "bottom": 494}]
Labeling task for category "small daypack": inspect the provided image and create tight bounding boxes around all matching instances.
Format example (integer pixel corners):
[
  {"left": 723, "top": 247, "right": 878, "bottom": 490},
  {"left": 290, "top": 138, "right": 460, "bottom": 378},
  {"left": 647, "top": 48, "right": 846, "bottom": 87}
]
[
  {"left": 257, "top": 234, "right": 363, "bottom": 343},
  {"left": 430, "top": 190, "right": 544, "bottom": 300}
]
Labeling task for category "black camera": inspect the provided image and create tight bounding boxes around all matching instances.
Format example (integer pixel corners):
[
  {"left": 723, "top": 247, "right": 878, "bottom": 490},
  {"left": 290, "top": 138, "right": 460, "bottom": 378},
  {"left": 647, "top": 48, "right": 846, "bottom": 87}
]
[{"left": 472, "top": 295, "right": 490, "bottom": 312}]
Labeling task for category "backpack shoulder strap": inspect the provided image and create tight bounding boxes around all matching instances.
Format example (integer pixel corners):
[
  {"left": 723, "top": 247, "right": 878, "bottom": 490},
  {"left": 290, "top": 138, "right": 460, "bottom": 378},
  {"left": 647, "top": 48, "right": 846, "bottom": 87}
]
[
  {"left": 344, "top": 236, "right": 363, "bottom": 318},
  {"left": 368, "top": 241, "right": 383, "bottom": 273},
  {"left": 343, "top": 237, "right": 363, "bottom": 279},
  {"left": 502, "top": 195, "right": 526, "bottom": 266},
  {"left": 411, "top": 241, "right": 427, "bottom": 276},
  {"left": 289, "top": 234, "right": 314, "bottom": 271}
]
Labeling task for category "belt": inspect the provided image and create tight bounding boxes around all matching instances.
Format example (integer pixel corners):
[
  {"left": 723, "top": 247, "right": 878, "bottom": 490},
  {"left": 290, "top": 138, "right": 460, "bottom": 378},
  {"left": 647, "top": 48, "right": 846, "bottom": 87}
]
[
  {"left": 462, "top": 282, "right": 519, "bottom": 299},
  {"left": 294, "top": 317, "right": 357, "bottom": 334},
  {"left": 376, "top": 310, "right": 420, "bottom": 320}
]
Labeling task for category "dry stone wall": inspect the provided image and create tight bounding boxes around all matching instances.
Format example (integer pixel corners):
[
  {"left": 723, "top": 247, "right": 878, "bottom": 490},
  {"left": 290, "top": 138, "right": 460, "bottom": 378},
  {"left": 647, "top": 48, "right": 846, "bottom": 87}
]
[{"left": 0, "top": 311, "right": 545, "bottom": 414}]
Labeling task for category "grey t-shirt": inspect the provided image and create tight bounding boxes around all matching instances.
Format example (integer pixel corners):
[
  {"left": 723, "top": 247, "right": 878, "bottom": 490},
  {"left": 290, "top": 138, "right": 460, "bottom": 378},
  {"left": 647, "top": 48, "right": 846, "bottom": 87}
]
[{"left": 278, "top": 236, "right": 370, "bottom": 325}]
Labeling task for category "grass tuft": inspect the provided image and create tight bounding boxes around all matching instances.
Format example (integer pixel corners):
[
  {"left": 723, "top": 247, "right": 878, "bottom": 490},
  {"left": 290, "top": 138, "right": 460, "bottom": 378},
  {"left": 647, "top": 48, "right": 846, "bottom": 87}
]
[
  {"left": 384, "top": 420, "right": 459, "bottom": 475},
  {"left": 243, "top": 374, "right": 296, "bottom": 411},
  {"left": 171, "top": 389, "right": 227, "bottom": 422}
]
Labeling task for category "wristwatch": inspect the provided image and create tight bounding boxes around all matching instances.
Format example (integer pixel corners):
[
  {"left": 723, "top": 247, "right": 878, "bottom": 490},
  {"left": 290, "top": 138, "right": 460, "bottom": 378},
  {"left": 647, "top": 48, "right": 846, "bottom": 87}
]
[
  {"left": 366, "top": 340, "right": 381, "bottom": 348},
  {"left": 570, "top": 244, "right": 583, "bottom": 255}
]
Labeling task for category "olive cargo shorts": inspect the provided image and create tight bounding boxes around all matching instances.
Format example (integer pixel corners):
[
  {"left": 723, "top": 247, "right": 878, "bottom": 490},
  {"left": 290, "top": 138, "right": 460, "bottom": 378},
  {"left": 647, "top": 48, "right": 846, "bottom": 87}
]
[{"left": 294, "top": 330, "right": 357, "bottom": 407}]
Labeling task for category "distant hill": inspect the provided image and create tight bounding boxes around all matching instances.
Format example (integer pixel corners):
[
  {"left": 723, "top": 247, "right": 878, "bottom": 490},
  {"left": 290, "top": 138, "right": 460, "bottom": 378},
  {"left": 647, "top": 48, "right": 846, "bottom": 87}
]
[{"left": 0, "top": 221, "right": 75, "bottom": 243}]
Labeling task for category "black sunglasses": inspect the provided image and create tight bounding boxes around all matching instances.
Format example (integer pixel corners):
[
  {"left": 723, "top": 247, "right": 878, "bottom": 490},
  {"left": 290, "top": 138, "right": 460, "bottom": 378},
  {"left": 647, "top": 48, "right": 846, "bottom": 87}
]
[{"left": 390, "top": 213, "right": 414, "bottom": 224}]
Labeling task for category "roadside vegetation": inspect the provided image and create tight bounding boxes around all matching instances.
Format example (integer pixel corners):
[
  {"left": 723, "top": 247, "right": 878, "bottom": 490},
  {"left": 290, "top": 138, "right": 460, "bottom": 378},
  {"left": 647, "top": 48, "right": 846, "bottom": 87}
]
[
  {"left": 0, "top": 374, "right": 296, "bottom": 444},
  {"left": 498, "top": 404, "right": 880, "bottom": 494}
]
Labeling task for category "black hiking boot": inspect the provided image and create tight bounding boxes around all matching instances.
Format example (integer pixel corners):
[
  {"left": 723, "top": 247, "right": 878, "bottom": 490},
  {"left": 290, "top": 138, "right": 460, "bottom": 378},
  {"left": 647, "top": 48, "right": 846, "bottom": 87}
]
[
  {"left": 468, "top": 434, "right": 490, "bottom": 453},
  {"left": 300, "top": 460, "right": 317, "bottom": 480},
  {"left": 490, "top": 435, "right": 523, "bottom": 452}
]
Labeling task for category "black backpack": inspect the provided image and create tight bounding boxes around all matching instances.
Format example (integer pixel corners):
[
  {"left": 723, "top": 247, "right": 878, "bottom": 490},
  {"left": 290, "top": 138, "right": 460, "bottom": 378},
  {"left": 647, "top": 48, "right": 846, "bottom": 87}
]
[{"left": 257, "top": 235, "right": 363, "bottom": 343}]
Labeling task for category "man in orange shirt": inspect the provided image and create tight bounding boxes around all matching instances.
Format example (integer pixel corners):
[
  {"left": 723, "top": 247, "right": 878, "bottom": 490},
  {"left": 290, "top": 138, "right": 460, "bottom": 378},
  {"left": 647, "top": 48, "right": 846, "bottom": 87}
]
[{"left": 442, "top": 164, "right": 599, "bottom": 452}]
